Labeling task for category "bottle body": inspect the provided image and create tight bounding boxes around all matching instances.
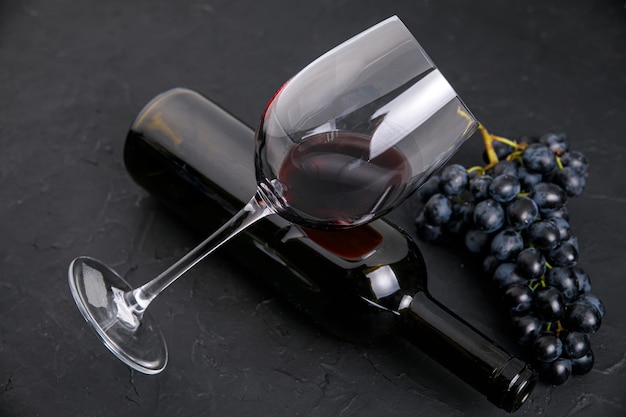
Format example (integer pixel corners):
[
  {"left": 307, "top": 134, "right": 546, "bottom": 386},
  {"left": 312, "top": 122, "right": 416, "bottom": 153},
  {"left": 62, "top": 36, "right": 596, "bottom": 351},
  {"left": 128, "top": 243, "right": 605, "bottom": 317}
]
[{"left": 123, "top": 88, "right": 536, "bottom": 412}]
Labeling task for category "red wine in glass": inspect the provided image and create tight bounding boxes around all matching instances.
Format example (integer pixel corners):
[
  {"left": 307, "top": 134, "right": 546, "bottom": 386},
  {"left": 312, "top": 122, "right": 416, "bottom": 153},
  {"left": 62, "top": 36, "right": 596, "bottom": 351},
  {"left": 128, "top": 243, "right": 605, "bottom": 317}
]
[{"left": 275, "top": 131, "right": 412, "bottom": 227}]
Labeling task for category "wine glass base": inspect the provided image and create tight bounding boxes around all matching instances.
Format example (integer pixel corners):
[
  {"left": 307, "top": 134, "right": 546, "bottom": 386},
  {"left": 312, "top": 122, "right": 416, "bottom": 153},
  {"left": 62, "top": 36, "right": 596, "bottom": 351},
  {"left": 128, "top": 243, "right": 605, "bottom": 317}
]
[{"left": 68, "top": 257, "right": 168, "bottom": 375}]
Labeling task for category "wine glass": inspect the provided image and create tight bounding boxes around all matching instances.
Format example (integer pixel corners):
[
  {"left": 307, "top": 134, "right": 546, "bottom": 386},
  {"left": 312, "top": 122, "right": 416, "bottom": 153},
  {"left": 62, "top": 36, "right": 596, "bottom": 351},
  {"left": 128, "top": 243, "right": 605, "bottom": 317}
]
[{"left": 68, "top": 15, "right": 478, "bottom": 374}]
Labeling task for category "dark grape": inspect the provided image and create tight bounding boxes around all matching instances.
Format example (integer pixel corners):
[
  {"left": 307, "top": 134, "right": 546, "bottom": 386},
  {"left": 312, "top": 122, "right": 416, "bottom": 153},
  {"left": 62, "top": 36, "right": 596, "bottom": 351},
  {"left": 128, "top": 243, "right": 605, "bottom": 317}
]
[
  {"left": 529, "top": 220, "right": 561, "bottom": 252},
  {"left": 493, "top": 263, "right": 528, "bottom": 290},
  {"left": 506, "top": 196, "right": 539, "bottom": 230},
  {"left": 554, "top": 166, "right": 586, "bottom": 197},
  {"left": 518, "top": 166, "right": 543, "bottom": 189},
  {"left": 561, "top": 331, "right": 590, "bottom": 359},
  {"left": 423, "top": 194, "right": 453, "bottom": 225},
  {"left": 538, "top": 357, "right": 572, "bottom": 385},
  {"left": 473, "top": 199, "right": 505, "bottom": 233},
  {"left": 489, "top": 174, "right": 521, "bottom": 203},
  {"left": 545, "top": 267, "right": 579, "bottom": 302},
  {"left": 439, "top": 164, "right": 468, "bottom": 196},
  {"left": 511, "top": 314, "right": 544, "bottom": 346},
  {"left": 490, "top": 229, "right": 524, "bottom": 261},
  {"left": 465, "top": 229, "right": 490, "bottom": 254},
  {"left": 561, "top": 150, "right": 588, "bottom": 175},
  {"left": 491, "top": 160, "right": 518, "bottom": 177},
  {"left": 548, "top": 217, "right": 571, "bottom": 241},
  {"left": 571, "top": 350, "right": 594, "bottom": 375},
  {"left": 563, "top": 301, "right": 602, "bottom": 333},
  {"left": 470, "top": 175, "right": 493, "bottom": 201},
  {"left": 530, "top": 182, "right": 567, "bottom": 212},
  {"left": 577, "top": 294, "right": 605, "bottom": 318},
  {"left": 546, "top": 242, "right": 578, "bottom": 268},
  {"left": 503, "top": 284, "right": 534, "bottom": 314},
  {"left": 482, "top": 254, "right": 501, "bottom": 276},
  {"left": 534, "top": 286, "right": 565, "bottom": 321},
  {"left": 522, "top": 143, "right": 557, "bottom": 174},
  {"left": 516, "top": 247, "right": 546, "bottom": 280},
  {"left": 540, "top": 132, "right": 569, "bottom": 155},
  {"left": 533, "top": 332, "right": 563, "bottom": 363}
]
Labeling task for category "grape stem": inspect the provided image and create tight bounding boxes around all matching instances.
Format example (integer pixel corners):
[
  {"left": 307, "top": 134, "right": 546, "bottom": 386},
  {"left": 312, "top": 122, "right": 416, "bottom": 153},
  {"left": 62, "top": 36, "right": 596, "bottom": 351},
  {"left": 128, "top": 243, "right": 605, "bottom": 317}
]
[
  {"left": 478, "top": 124, "right": 500, "bottom": 169},
  {"left": 467, "top": 165, "right": 486, "bottom": 176},
  {"left": 457, "top": 110, "right": 521, "bottom": 170},
  {"left": 555, "top": 155, "right": 564, "bottom": 170}
]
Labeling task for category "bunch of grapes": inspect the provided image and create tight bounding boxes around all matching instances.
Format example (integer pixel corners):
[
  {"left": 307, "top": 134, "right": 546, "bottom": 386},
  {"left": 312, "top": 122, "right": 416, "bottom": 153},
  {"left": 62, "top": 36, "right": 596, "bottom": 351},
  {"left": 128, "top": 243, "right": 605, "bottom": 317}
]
[{"left": 414, "top": 128, "right": 604, "bottom": 385}]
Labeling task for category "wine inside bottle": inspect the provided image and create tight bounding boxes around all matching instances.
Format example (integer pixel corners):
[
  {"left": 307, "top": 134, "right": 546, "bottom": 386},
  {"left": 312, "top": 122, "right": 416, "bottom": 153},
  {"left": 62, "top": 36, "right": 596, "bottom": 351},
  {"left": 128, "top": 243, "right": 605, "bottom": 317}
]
[{"left": 123, "top": 88, "right": 537, "bottom": 412}]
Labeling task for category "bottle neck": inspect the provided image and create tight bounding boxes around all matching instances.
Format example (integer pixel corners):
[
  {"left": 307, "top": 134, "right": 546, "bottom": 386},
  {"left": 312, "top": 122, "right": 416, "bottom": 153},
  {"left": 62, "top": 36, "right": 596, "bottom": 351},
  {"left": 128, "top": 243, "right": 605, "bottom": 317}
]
[{"left": 400, "top": 292, "right": 536, "bottom": 413}]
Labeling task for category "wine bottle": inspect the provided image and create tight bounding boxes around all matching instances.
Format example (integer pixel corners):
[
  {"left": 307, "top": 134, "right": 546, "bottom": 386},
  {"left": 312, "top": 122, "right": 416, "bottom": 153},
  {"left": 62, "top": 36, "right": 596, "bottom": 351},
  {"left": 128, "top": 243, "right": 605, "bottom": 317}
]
[{"left": 123, "top": 88, "right": 537, "bottom": 412}]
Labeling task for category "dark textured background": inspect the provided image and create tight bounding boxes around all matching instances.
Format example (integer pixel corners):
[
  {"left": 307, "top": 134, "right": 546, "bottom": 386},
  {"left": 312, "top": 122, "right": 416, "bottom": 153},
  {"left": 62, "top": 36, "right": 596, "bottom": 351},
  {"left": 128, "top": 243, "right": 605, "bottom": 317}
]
[{"left": 1, "top": 1, "right": 625, "bottom": 416}]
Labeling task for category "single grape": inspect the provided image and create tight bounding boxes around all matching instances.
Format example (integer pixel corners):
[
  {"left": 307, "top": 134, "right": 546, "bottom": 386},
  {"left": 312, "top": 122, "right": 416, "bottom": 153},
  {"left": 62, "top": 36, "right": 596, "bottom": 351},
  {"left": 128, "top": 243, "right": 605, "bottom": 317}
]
[
  {"left": 493, "top": 263, "right": 528, "bottom": 290},
  {"left": 465, "top": 229, "right": 490, "bottom": 254},
  {"left": 522, "top": 143, "right": 557, "bottom": 174},
  {"left": 483, "top": 254, "right": 501, "bottom": 276},
  {"left": 538, "top": 357, "right": 572, "bottom": 385},
  {"left": 490, "top": 229, "right": 524, "bottom": 261},
  {"left": 545, "top": 267, "right": 579, "bottom": 301},
  {"left": 546, "top": 242, "right": 578, "bottom": 268},
  {"left": 511, "top": 314, "right": 544, "bottom": 346},
  {"left": 554, "top": 166, "right": 586, "bottom": 197},
  {"left": 470, "top": 175, "right": 493, "bottom": 201},
  {"left": 416, "top": 175, "right": 441, "bottom": 203},
  {"left": 533, "top": 332, "right": 563, "bottom": 363},
  {"left": 548, "top": 217, "right": 572, "bottom": 241},
  {"left": 561, "top": 150, "right": 588, "bottom": 175},
  {"left": 503, "top": 284, "right": 534, "bottom": 314},
  {"left": 473, "top": 199, "right": 505, "bottom": 233},
  {"left": 571, "top": 350, "right": 594, "bottom": 375},
  {"left": 439, "top": 164, "right": 468, "bottom": 196},
  {"left": 518, "top": 166, "right": 543, "bottom": 190},
  {"left": 489, "top": 174, "right": 521, "bottom": 203},
  {"left": 534, "top": 286, "right": 566, "bottom": 321},
  {"left": 423, "top": 193, "right": 453, "bottom": 225},
  {"left": 576, "top": 294, "right": 605, "bottom": 318},
  {"left": 491, "top": 160, "right": 518, "bottom": 177},
  {"left": 563, "top": 301, "right": 602, "bottom": 333},
  {"left": 529, "top": 220, "right": 561, "bottom": 252},
  {"left": 530, "top": 182, "right": 567, "bottom": 213},
  {"left": 506, "top": 196, "right": 539, "bottom": 230},
  {"left": 415, "top": 213, "right": 441, "bottom": 242},
  {"left": 560, "top": 331, "right": 591, "bottom": 359},
  {"left": 540, "top": 132, "right": 569, "bottom": 155},
  {"left": 516, "top": 247, "right": 546, "bottom": 280}
]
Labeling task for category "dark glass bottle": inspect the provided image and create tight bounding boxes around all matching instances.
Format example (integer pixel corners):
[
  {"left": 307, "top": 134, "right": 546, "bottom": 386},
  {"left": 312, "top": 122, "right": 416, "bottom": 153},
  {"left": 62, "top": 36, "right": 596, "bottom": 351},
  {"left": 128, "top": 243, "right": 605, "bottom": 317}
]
[{"left": 123, "top": 88, "right": 537, "bottom": 412}]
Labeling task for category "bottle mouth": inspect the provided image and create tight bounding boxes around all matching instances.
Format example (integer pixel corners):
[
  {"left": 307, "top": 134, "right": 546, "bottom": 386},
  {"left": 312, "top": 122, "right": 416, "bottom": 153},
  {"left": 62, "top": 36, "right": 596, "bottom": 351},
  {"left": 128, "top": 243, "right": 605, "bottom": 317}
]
[{"left": 489, "top": 358, "right": 538, "bottom": 413}]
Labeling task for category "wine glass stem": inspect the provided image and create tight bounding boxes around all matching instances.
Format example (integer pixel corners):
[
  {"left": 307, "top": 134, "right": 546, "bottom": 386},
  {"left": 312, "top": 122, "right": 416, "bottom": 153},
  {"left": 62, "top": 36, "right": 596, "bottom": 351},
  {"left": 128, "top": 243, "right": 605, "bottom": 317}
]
[{"left": 125, "top": 192, "right": 273, "bottom": 317}]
